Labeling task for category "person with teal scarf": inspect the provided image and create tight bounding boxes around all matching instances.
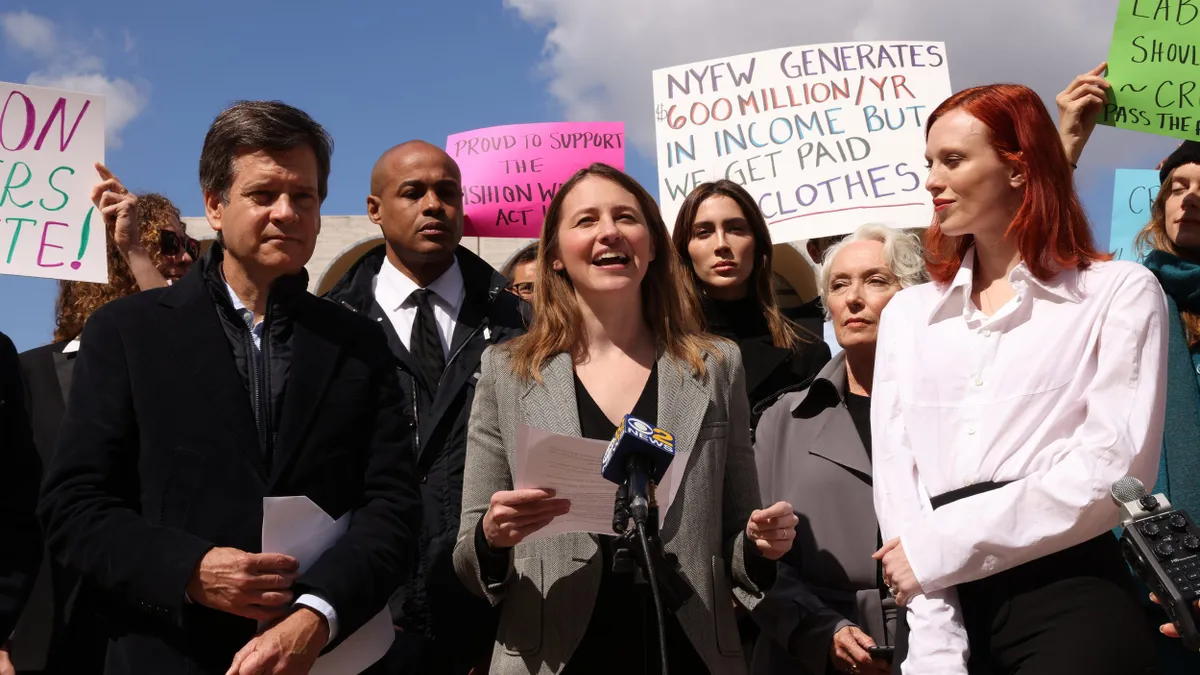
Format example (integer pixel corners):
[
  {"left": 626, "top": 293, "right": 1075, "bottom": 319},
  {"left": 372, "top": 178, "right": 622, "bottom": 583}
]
[{"left": 1136, "top": 140, "right": 1200, "bottom": 670}]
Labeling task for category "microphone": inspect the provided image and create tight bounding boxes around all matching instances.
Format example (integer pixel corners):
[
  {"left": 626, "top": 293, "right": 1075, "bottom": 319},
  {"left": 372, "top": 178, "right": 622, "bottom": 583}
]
[
  {"left": 601, "top": 415, "right": 675, "bottom": 527},
  {"left": 1110, "top": 476, "right": 1200, "bottom": 651}
]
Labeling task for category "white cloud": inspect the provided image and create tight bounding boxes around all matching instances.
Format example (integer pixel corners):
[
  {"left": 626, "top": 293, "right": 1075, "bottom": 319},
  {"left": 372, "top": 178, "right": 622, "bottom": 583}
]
[
  {"left": 507, "top": 0, "right": 1177, "bottom": 169},
  {"left": 0, "top": 11, "right": 57, "bottom": 60},
  {"left": 1, "top": 11, "right": 147, "bottom": 148},
  {"left": 26, "top": 72, "right": 147, "bottom": 146}
]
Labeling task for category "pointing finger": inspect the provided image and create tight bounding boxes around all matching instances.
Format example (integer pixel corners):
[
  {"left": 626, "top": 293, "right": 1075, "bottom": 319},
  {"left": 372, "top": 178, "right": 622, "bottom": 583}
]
[
  {"left": 248, "top": 553, "right": 299, "bottom": 573},
  {"left": 752, "top": 501, "right": 793, "bottom": 522},
  {"left": 494, "top": 489, "right": 557, "bottom": 506},
  {"left": 873, "top": 538, "right": 900, "bottom": 559}
]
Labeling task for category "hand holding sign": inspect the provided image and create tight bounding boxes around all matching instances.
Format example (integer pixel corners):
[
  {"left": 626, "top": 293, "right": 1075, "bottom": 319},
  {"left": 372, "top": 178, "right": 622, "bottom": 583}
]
[
  {"left": 1101, "top": 0, "right": 1200, "bottom": 142},
  {"left": 1057, "top": 62, "right": 1112, "bottom": 166},
  {"left": 91, "top": 163, "right": 139, "bottom": 253}
]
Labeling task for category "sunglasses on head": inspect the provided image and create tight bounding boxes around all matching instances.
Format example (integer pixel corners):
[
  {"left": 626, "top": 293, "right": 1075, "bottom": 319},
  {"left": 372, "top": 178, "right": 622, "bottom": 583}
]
[{"left": 161, "top": 230, "right": 200, "bottom": 259}]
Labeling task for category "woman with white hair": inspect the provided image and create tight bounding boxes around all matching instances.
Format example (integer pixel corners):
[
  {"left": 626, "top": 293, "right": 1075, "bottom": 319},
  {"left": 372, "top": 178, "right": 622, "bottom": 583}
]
[{"left": 749, "top": 223, "right": 928, "bottom": 675}]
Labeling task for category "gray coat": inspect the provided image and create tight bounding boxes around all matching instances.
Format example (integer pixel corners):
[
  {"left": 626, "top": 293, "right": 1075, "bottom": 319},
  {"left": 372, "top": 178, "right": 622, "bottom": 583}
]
[
  {"left": 453, "top": 341, "right": 772, "bottom": 674},
  {"left": 750, "top": 354, "right": 892, "bottom": 675}
]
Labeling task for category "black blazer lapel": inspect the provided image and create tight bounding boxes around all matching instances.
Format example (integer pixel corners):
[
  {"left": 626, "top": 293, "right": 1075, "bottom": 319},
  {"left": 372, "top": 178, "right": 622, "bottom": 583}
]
[
  {"left": 739, "top": 336, "right": 792, "bottom": 399},
  {"left": 272, "top": 318, "right": 342, "bottom": 484},
  {"left": 165, "top": 279, "right": 265, "bottom": 480}
]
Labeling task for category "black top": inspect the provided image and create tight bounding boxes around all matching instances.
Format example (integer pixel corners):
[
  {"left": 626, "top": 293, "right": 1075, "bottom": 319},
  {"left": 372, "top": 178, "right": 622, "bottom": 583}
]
[
  {"left": 845, "top": 391, "right": 872, "bottom": 460},
  {"left": 0, "top": 331, "right": 41, "bottom": 642},
  {"left": 563, "top": 363, "right": 710, "bottom": 674},
  {"left": 702, "top": 296, "right": 830, "bottom": 429}
]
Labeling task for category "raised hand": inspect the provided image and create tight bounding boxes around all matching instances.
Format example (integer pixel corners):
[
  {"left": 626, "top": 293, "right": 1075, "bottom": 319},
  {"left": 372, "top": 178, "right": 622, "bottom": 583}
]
[
  {"left": 91, "top": 163, "right": 141, "bottom": 252},
  {"left": 1056, "top": 62, "right": 1111, "bottom": 167},
  {"left": 746, "top": 501, "right": 798, "bottom": 560}
]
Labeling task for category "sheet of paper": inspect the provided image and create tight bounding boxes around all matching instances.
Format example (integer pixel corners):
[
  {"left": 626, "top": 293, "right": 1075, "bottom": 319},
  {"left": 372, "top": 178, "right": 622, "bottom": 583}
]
[
  {"left": 262, "top": 496, "right": 393, "bottom": 675},
  {"left": 513, "top": 425, "right": 675, "bottom": 542}
]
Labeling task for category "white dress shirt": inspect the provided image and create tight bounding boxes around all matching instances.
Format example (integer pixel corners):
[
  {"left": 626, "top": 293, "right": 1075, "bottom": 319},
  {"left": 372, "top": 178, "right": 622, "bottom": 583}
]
[
  {"left": 871, "top": 248, "right": 1169, "bottom": 673},
  {"left": 373, "top": 256, "right": 464, "bottom": 356}
]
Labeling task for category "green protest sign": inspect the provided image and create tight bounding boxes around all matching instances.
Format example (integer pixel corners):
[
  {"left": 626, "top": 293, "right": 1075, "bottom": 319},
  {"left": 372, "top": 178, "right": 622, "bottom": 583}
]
[{"left": 1101, "top": 0, "right": 1200, "bottom": 142}]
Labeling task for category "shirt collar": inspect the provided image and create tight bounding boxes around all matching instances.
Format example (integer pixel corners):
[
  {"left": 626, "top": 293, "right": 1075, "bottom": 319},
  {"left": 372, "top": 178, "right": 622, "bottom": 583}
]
[
  {"left": 375, "top": 256, "right": 465, "bottom": 313},
  {"left": 62, "top": 339, "right": 81, "bottom": 354},
  {"left": 790, "top": 352, "right": 848, "bottom": 418},
  {"left": 927, "top": 246, "right": 1083, "bottom": 324}
]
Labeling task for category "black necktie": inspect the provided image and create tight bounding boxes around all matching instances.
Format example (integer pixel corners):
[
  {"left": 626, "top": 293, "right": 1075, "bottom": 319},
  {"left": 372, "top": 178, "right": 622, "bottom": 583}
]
[{"left": 410, "top": 289, "right": 446, "bottom": 395}]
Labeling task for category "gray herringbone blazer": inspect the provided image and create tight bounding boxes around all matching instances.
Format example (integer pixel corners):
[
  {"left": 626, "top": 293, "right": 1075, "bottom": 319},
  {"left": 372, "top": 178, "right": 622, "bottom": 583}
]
[{"left": 453, "top": 340, "right": 772, "bottom": 674}]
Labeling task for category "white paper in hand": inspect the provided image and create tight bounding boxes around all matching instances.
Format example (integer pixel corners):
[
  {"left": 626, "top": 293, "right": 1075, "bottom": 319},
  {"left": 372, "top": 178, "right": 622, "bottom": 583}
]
[
  {"left": 261, "top": 496, "right": 393, "bottom": 675},
  {"left": 513, "top": 424, "right": 676, "bottom": 542}
]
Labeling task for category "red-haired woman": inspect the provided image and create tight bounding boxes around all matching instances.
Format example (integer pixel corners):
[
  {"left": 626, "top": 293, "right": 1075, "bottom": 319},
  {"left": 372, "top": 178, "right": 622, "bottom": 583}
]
[{"left": 870, "top": 84, "right": 1168, "bottom": 674}]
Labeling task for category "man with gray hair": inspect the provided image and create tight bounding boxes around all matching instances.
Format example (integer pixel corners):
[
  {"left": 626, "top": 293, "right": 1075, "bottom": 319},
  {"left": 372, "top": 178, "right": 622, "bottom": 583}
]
[
  {"left": 38, "top": 101, "right": 422, "bottom": 675},
  {"left": 750, "top": 222, "right": 927, "bottom": 675}
]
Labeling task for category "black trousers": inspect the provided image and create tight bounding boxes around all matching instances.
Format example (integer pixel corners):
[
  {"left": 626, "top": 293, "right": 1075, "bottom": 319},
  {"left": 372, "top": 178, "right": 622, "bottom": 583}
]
[{"left": 933, "top": 483, "right": 1159, "bottom": 675}]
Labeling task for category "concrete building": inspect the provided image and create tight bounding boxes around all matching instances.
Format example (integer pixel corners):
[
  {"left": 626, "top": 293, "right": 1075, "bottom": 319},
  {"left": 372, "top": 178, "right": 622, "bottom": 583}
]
[{"left": 181, "top": 216, "right": 820, "bottom": 306}]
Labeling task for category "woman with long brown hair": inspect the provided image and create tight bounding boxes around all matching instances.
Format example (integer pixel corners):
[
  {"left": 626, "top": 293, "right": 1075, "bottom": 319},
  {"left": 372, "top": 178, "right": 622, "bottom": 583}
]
[
  {"left": 454, "top": 163, "right": 796, "bottom": 674},
  {"left": 672, "top": 180, "right": 829, "bottom": 428},
  {"left": 872, "top": 84, "right": 1166, "bottom": 674}
]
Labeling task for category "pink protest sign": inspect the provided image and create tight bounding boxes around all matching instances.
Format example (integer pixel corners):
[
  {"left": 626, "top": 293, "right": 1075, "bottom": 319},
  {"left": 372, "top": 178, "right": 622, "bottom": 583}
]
[{"left": 447, "top": 122, "right": 625, "bottom": 238}]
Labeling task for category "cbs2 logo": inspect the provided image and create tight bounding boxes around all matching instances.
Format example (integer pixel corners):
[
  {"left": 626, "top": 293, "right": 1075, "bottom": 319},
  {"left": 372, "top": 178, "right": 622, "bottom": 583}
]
[{"left": 628, "top": 417, "right": 673, "bottom": 445}]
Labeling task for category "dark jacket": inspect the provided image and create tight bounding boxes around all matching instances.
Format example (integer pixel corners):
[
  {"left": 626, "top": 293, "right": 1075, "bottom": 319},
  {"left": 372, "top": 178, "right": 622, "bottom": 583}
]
[
  {"left": 37, "top": 246, "right": 423, "bottom": 675},
  {"left": 701, "top": 297, "right": 831, "bottom": 428},
  {"left": 750, "top": 354, "right": 897, "bottom": 675},
  {"left": 12, "top": 340, "right": 106, "bottom": 674},
  {"left": 0, "top": 331, "right": 41, "bottom": 644},
  {"left": 324, "top": 244, "right": 527, "bottom": 671}
]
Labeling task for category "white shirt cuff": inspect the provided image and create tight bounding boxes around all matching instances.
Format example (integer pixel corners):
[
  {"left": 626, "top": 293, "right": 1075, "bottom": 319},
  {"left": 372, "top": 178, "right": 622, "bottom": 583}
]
[{"left": 295, "top": 594, "right": 338, "bottom": 645}]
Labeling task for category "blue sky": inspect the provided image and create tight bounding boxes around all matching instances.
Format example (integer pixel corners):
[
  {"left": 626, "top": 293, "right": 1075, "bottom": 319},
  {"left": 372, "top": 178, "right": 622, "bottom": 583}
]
[
  {"left": 0, "top": 0, "right": 660, "bottom": 351},
  {"left": 0, "top": 0, "right": 1177, "bottom": 352}
]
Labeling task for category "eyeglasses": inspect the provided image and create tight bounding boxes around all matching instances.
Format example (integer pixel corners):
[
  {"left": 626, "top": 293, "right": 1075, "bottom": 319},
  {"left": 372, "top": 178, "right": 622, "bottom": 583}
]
[
  {"left": 507, "top": 281, "right": 534, "bottom": 298},
  {"left": 161, "top": 230, "right": 200, "bottom": 259}
]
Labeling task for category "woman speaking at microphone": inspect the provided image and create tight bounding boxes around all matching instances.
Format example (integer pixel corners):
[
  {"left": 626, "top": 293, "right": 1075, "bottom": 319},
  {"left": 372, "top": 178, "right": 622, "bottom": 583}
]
[
  {"left": 871, "top": 84, "right": 1168, "bottom": 675},
  {"left": 453, "top": 163, "right": 796, "bottom": 675}
]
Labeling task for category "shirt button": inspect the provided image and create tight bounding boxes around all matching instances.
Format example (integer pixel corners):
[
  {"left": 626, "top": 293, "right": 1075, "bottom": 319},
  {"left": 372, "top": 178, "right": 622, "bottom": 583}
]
[
  {"left": 982, "top": 329, "right": 991, "bottom": 337},
  {"left": 973, "top": 374, "right": 983, "bottom": 387},
  {"left": 967, "top": 427, "right": 976, "bottom": 435}
]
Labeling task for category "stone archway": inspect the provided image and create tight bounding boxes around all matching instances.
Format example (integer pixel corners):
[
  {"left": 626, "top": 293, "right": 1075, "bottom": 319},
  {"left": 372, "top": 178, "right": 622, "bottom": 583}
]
[
  {"left": 771, "top": 243, "right": 819, "bottom": 309},
  {"left": 314, "top": 236, "right": 385, "bottom": 296}
]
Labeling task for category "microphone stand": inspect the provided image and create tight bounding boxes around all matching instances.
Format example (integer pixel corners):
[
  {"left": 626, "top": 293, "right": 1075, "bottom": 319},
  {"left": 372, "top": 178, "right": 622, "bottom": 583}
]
[{"left": 612, "top": 482, "right": 694, "bottom": 675}]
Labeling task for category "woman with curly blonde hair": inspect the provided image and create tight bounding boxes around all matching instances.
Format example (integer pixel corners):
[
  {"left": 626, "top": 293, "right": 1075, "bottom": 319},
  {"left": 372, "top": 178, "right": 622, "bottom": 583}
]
[{"left": 53, "top": 191, "right": 195, "bottom": 342}]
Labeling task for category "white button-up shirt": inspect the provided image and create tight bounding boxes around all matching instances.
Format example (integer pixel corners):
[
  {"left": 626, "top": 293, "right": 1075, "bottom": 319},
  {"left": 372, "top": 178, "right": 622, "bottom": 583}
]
[
  {"left": 871, "top": 248, "right": 1169, "bottom": 673},
  {"left": 373, "top": 255, "right": 464, "bottom": 356}
]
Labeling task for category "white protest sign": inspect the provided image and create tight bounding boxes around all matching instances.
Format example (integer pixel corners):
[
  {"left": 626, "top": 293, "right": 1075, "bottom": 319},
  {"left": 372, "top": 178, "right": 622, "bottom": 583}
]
[
  {"left": 653, "top": 41, "right": 952, "bottom": 242},
  {"left": 0, "top": 81, "right": 107, "bottom": 283}
]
